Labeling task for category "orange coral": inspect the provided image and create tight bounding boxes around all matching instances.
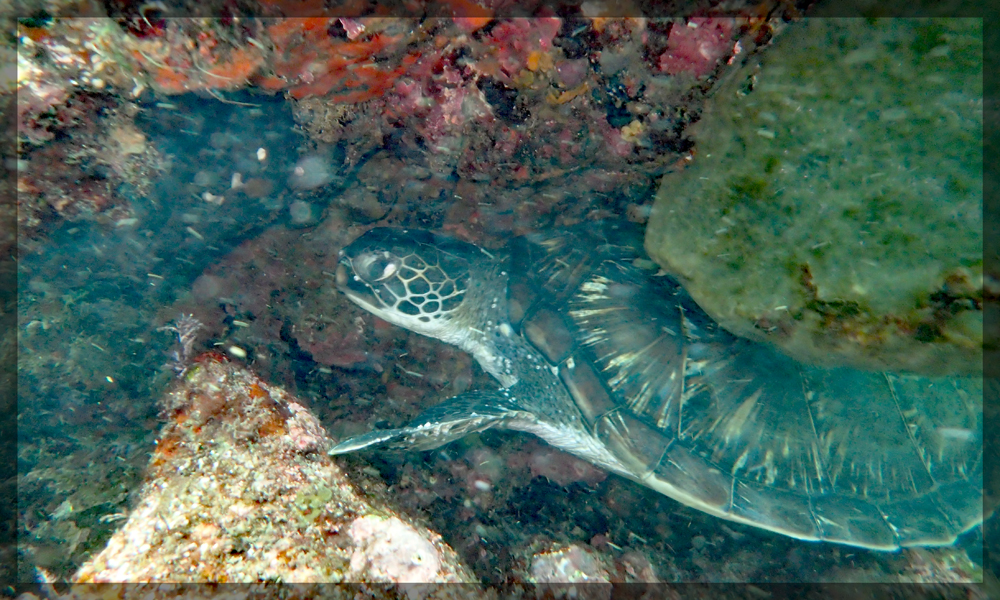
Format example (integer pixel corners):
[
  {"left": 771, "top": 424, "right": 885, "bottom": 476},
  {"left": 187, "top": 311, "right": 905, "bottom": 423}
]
[
  {"left": 132, "top": 41, "right": 264, "bottom": 95},
  {"left": 20, "top": 25, "right": 50, "bottom": 43},
  {"left": 150, "top": 63, "right": 192, "bottom": 94},
  {"left": 263, "top": 19, "right": 419, "bottom": 102},
  {"left": 258, "top": 0, "right": 344, "bottom": 17},
  {"left": 445, "top": 0, "right": 494, "bottom": 33},
  {"left": 267, "top": 16, "right": 330, "bottom": 39},
  {"left": 204, "top": 47, "right": 266, "bottom": 89}
]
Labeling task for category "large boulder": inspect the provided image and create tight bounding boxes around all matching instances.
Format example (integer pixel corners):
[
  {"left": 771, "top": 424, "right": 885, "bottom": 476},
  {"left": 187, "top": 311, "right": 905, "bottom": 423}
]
[{"left": 645, "top": 17, "right": 982, "bottom": 375}]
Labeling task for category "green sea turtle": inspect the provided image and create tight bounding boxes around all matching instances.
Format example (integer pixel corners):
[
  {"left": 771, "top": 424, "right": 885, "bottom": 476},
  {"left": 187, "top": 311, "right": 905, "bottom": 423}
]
[{"left": 330, "top": 225, "right": 983, "bottom": 550}]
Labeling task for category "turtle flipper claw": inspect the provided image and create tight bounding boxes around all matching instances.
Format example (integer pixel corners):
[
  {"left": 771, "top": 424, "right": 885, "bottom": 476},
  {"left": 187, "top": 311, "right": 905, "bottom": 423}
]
[
  {"left": 330, "top": 390, "right": 535, "bottom": 454},
  {"left": 329, "top": 428, "right": 413, "bottom": 455}
]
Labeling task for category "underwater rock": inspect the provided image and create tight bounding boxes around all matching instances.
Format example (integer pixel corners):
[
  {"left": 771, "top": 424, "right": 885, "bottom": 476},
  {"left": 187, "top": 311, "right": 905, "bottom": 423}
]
[
  {"left": 525, "top": 447, "right": 608, "bottom": 487},
  {"left": 73, "top": 355, "right": 478, "bottom": 591},
  {"left": 645, "top": 18, "right": 983, "bottom": 376},
  {"left": 529, "top": 544, "right": 612, "bottom": 599}
]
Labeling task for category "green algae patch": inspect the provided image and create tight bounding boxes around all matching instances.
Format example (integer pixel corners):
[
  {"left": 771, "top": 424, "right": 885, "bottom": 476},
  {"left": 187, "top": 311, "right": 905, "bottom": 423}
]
[
  {"left": 645, "top": 18, "right": 982, "bottom": 375},
  {"left": 295, "top": 484, "right": 335, "bottom": 524}
]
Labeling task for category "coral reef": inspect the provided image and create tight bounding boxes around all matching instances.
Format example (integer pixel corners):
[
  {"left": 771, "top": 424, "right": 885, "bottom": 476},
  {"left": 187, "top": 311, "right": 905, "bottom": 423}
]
[{"left": 13, "top": 9, "right": 764, "bottom": 244}]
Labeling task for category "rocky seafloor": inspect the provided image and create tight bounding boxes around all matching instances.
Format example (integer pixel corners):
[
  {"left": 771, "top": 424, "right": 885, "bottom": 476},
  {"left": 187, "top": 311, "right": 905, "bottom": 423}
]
[{"left": 9, "top": 1, "right": 993, "bottom": 596}]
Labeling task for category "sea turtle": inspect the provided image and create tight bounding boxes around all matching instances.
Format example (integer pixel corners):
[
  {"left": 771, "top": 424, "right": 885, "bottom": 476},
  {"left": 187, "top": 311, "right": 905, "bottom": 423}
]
[{"left": 330, "top": 224, "right": 983, "bottom": 550}]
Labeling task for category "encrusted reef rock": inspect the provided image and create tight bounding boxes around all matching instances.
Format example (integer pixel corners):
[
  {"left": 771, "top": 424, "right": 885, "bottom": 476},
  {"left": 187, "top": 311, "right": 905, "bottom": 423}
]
[
  {"left": 645, "top": 18, "right": 982, "bottom": 376},
  {"left": 73, "top": 354, "right": 478, "bottom": 595},
  {"left": 529, "top": 544, "right": 612, "bottom": 600}
]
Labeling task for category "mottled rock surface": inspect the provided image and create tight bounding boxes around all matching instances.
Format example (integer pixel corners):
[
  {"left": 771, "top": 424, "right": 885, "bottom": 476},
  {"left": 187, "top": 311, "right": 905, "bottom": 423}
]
[
  {"left": 645, "top": 18, "right": 983, "bottom": 376},
  {"left": 529, "top": 544, "right": 612, "bottom": 600},
  {"left": 73, "top": 355, "right": 478, "bottom": 595}
]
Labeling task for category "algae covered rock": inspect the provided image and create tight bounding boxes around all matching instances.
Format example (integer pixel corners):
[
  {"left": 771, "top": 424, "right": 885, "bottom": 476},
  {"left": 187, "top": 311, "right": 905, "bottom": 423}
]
[
  {"left": 645, "top": 17, "right": 982, "bottom": 375},
  {"left": 73, "top": 355, "right": 478, "bottom": 594}
]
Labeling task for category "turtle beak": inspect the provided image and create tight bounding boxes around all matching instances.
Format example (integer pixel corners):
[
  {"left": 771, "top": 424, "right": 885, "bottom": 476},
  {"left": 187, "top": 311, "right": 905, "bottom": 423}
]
[
  {"left": 336, "top": 258, "right": 383, "bottom": 313},
  {"left": 335, "top": 262, "right": 349, "bottom": 289}
]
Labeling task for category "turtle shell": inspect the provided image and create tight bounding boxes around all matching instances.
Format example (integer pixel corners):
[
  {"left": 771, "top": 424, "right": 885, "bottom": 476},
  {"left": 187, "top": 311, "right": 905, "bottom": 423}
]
[{"left": 505, "top": 224, "right": 983, "bottom": 550}]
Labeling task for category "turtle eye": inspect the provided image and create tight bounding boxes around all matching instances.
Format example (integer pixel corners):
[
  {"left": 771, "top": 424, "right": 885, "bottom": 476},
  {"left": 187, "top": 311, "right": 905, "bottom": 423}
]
[
  {"left": 377, "top": 260, "right": 400, "bottom": 281},
  {"left": 355, "top": 252, "right": 402, "bottom": 284}
]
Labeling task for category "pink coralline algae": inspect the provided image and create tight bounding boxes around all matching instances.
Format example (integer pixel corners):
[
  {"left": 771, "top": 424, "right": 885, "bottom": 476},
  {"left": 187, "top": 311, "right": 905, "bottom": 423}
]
[
  {"left": 485, "top": 18, "right": 563, "bottom": 75},
  {"left": 348, "top": 515, "right": 442, "bottom": 583},
  {"left": 658, "top": 18, "right": 737, "bottom": 77},
  {"left": 297, "top": 316, "right": 380, "bottom": 371},
  {"left": 508, "top": 445, "right": 609, "bottom": 487},
  {"left": 530, "top": 544, "right": 612, "bottom": 598}
]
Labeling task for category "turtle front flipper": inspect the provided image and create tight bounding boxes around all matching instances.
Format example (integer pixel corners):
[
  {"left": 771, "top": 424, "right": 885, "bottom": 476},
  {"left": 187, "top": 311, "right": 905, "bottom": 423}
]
[{"left": 330, "top": 389, "right": 538, "bottom": 454}]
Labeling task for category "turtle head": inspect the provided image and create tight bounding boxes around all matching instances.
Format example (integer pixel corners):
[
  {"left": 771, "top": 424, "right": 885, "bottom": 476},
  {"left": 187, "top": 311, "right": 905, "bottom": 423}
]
[{"left": 336, "top": 228, "right": 484, "bottom": 338}]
